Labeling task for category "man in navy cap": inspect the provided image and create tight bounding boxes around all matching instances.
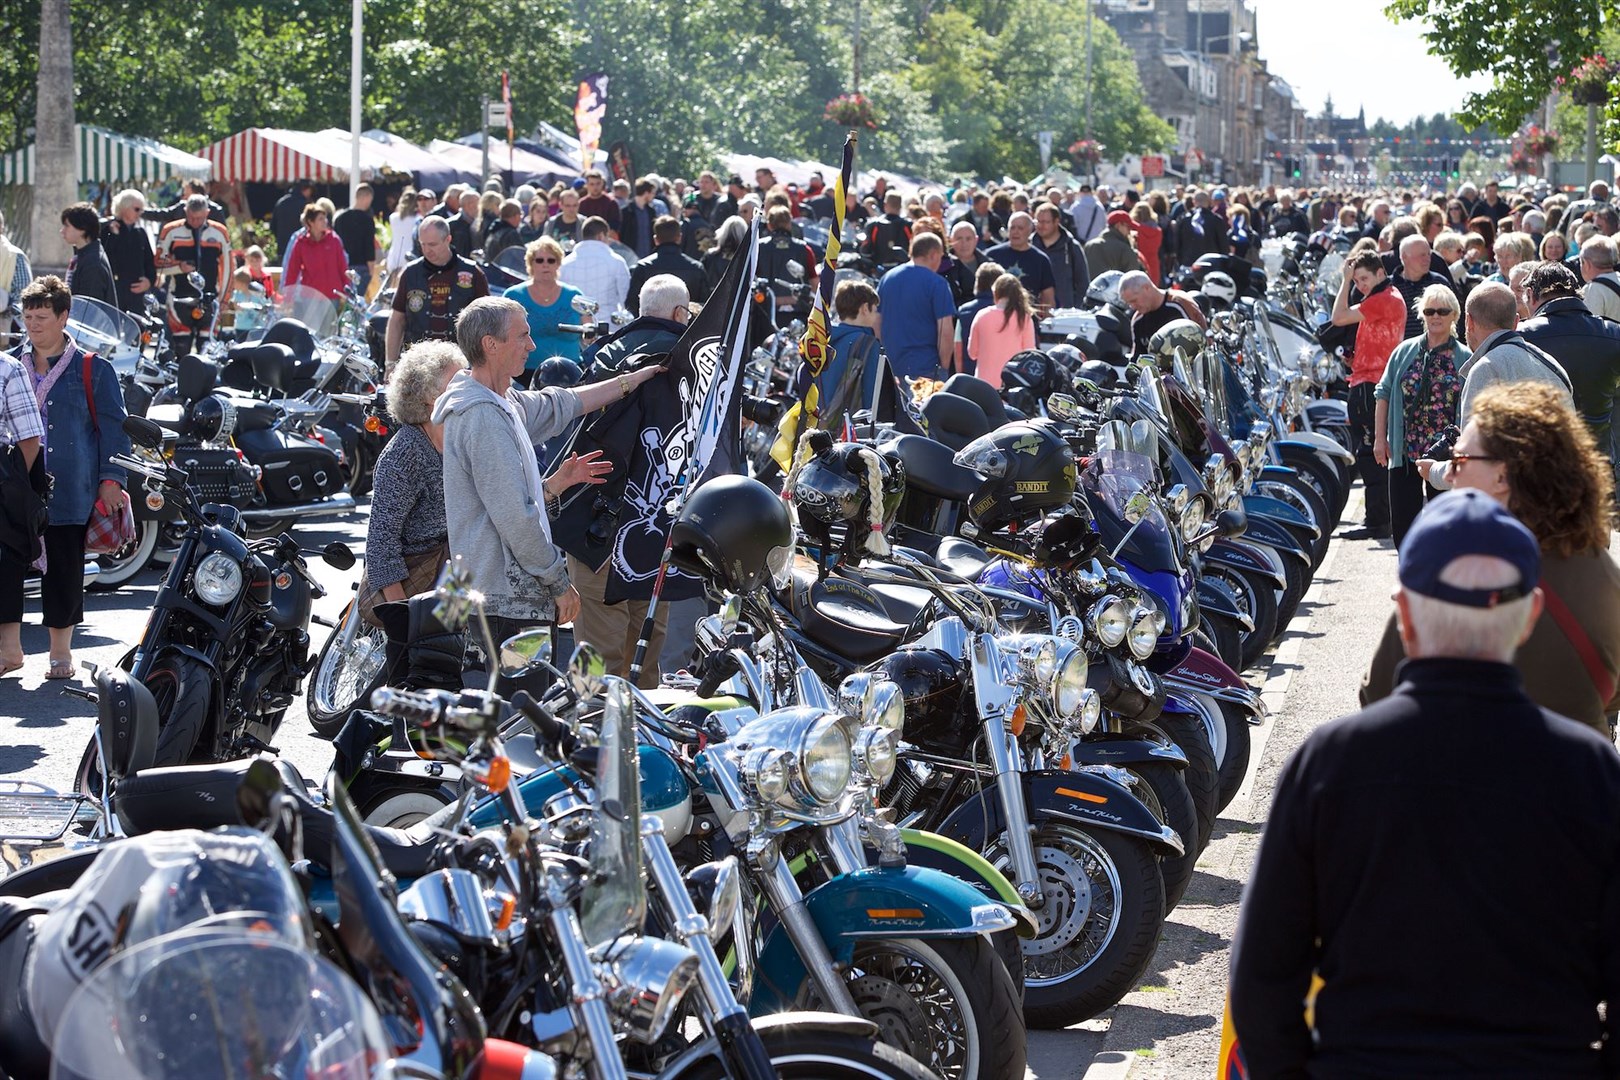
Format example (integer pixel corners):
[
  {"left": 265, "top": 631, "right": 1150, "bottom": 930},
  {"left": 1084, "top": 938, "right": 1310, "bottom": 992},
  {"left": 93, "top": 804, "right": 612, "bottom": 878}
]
[{"left": 1231, "top": 489, "right": 1620, "bottom": 1079}]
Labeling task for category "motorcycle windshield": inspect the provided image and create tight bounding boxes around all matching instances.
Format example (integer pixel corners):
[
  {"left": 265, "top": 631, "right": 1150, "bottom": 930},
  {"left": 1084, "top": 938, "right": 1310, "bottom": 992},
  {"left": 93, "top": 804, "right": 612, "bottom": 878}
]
[
  {"left": 1095, "top": 417, "right": 1158, "bottom": 458},
  {"left": 494, "top": 246, "right": 529, "bottom": 279},
  {"left": 1084, "top": 449, "right": 1180, "bottom": 572},
  {"left": 68, "top": 296, "right": 140, "bottom": 355},
  {"left": 274, "top": 284, "right": 338, "bottom": 337},
  {"left": 580, "top": 678, "right": 647, "bottom": 947},
  {"left": 50, "top": 928, "right": 389, "bottom": 1080}
]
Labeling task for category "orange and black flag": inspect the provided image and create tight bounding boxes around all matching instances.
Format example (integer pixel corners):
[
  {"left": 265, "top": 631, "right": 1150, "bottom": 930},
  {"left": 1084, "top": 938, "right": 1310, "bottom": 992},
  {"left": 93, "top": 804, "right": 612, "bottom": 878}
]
[{"left": 798, "top": 131, "right": 857, "bottom": 418}]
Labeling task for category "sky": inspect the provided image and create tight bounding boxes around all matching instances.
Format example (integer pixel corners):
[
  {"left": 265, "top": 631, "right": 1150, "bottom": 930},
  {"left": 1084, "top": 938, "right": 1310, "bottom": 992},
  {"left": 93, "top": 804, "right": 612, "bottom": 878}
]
[{"left": 1246, "top": 0, "right": 1495, "bottom": 125}]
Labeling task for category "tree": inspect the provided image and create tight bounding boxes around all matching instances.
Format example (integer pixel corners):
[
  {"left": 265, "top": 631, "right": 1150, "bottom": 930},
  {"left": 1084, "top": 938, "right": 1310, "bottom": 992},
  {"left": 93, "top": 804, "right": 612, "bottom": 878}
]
[{"left": 31, "top": 0, "right": 71, "bottom": 269}]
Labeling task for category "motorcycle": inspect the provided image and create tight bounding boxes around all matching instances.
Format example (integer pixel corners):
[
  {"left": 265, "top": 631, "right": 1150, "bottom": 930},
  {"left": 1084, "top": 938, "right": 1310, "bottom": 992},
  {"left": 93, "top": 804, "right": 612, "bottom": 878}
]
[{"left": 71, "top": 414, "right": 355, "bottom": 796}]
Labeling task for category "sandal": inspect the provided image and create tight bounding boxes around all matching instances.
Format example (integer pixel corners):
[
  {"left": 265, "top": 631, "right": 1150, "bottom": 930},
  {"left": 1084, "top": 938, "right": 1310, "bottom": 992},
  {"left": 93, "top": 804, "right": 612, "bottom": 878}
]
[{"left": 44, "top": 659, "right": 74, "bottom": 680}]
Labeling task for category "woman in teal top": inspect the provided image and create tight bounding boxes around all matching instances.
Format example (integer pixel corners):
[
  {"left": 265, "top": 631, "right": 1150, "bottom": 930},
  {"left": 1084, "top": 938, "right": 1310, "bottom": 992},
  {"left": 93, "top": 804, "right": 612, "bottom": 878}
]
[
  {"left": 1373, "top": 281, "right": 1469, "bottom": 548},
  {"left": 503, "top": 236, "right": 583, "bottom": 377}
]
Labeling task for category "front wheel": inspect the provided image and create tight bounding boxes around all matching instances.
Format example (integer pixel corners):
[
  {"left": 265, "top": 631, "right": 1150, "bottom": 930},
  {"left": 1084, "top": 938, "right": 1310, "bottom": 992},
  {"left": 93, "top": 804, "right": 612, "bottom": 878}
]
[
  {"left": 87, "top": 518, "right": 161, "bottom": 591},
  {"left": 988, "top": 824, "right": 1166, "bottom": 1029},
  {"left": 306, "top": 597, "right": 388, "bottom": 737},
  {"left": 803, "top": 935, "right": 1025, "bottom": 1080},
  {"left": 667, "top": 1026, "right": 940, "bottom": 1079},
  {"left": 1126, "top": 763, "right": 1199, "bottom": 911}
]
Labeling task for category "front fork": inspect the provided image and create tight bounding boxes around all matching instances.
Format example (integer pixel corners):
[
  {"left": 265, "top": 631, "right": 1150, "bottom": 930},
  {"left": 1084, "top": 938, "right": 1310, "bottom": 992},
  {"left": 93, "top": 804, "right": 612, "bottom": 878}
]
[
  {"left": 754, "top": 851, "right": 863, "bottom": 1015},
  {"left": 972, "top": 634, "right": 1045, "bottom": 909}
]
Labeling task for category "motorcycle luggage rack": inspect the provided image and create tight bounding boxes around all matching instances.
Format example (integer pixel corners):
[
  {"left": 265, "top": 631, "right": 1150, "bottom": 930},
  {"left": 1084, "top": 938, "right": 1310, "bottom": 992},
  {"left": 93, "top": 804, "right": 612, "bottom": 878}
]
[{"left": 0, "top": 780, "right": 88, "bottom": 842}]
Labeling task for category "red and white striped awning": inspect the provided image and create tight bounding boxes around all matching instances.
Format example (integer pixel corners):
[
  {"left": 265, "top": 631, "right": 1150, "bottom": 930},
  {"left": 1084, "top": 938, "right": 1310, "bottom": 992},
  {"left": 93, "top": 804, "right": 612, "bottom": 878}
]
[{"left": 200, "top": 128, "right": 377, "bottom": 184}]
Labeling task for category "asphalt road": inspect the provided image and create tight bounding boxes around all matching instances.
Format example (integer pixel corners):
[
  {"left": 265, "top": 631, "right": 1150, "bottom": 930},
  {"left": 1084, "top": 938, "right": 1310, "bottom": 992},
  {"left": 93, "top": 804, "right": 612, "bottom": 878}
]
[{"left": 0, "top": 489, "right": 1401, "bottom": 1079}]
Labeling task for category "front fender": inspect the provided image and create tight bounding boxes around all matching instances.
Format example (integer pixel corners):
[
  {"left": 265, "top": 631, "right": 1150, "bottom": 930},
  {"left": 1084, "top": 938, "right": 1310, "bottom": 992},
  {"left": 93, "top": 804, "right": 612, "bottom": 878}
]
[
  {"left": 935, "top": 768, "right": 1183, "bottom": 859},
  {"left": 1197, "top": 577, "right": 1254, "bottom": 630},
  {"left": 1305, "top": 399, "right": 1349, "bottom": 425},
  {"left": 752, "top": 864, "right": 1015, "bottom": 1013},
  {"left": 1244, "top": 490, "right": 1314, "bottom": 532},
  {"left": 1207, "top": 539, "right": 1286, "bottom": 589},
  {"left": 1277, "top": 433, "right": 1353, "bottom": 465},
  {"left": 1071, "top": 732, "right": 1187, "bottom": 770},
  {"left": 1237, "top": 514, "right": 1311, "bottom": 564},
  {"left": 899, "top": 828, "right": 1035, "bottom": 936}
]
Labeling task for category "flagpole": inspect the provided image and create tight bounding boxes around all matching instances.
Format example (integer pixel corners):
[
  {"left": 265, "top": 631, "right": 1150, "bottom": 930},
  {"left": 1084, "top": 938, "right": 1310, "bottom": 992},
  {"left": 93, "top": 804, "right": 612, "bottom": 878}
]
[{"left": 626, "top": 218, "right": 761, "bottom": 685}]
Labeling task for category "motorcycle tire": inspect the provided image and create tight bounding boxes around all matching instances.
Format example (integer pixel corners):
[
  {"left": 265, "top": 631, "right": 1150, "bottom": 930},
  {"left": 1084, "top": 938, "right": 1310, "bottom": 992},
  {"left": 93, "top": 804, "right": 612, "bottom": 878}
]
[
  {"left": 346, "top": 439, "right": 375, "bottom": 498},
  {"left": 1207, "top": 565, "right": 1279, "bottom": 672},
  {"left": 145, "top": 656, "right": 214, "bottom": 768},
  {"left": 667, "top": 1026, "right": 940, "bottom": 1080},
  {"left": 1125, "top": 763, "right": 1199, "bottom": 911},
  {"left": 1211, "top": 695, "right": 1254, "bottom": 812},
  {"left": 362, "top": 788, "right": 455, "bottom": 829},
  {"left": 801, "top": 935, "right": 1025, "bottom": 1080},
  {"left": 1197, "top": 613, "right": 1245, "bottom": 674},
  {"left": 1276, "top": 450, "right": 1346, "bottom": 528},
  {"left": 1150, "top": 712, "right": 1219, "bottom": 850},
  {"left": 306, "top": 598, "right": 389, "bottom": 738},
  {"left": 87, "top": 518, "right": 161, "bottom": 591},
  {"left": 1255, "top": 476, "right": 1332, "bottom": 569},
  {"left": 988, "top": 824, "right": 1166, "bottom": 1030},
  {"left": 1273, "top": 550, "right": 1309, "bottom": 634}
]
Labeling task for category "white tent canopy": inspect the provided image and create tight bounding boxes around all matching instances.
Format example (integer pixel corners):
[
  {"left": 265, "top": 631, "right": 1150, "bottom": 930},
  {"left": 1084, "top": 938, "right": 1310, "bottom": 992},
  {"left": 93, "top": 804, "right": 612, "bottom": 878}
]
[{"left": 0, "top": 124, "right": 211, "bottom": 186}]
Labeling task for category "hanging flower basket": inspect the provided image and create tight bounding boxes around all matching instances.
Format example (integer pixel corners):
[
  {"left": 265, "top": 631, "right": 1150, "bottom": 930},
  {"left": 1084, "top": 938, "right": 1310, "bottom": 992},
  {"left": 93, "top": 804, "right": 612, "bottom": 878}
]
[
  {"left": 1559, "top": 55, "right": 1617, "bottom": 105},
  {"left": 1521, "top": 125, "right": 1559, "bottom": 158},
  {"left": 824, "top": 94, "right": 878, "bottom": 130},
  {"left": 1509, "top": 151, "right": 1533, "bottom": 175},
  {"left": 1068, "top": 139, "right": 1102, "bottom": 167}
]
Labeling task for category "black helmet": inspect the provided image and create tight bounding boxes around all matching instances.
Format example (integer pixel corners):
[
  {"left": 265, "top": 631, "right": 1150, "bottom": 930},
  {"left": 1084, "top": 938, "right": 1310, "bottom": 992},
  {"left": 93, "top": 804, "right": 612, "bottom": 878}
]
[
  {"left": 671, "top": 475, "right": 793, "bottom": 594},
  {"left": 790, "top": 430, "right": 905, "bottom": 560},
  {"left": 186, "top": 394, "right": 236, "bottom": 442},
  {"left": 1079, "top": 359, "right": 1120, "bottom": 389},
  {"left": 535, "top": 356, "right": 582, "bottom": 387},
  {"left": 1045, "top": 342, "right": 1085, "bottom": 373},
  {"left": 1146, "top": 319, "right": 1205, "bottom": 369},
  {"left": 953, "top": 421, "right": 1077, "bottom": 533}
]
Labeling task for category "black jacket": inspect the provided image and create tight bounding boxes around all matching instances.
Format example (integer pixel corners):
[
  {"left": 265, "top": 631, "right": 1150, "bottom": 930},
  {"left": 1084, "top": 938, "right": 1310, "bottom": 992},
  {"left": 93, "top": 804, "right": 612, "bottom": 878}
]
[
  {"left": 1231, "top": 658, "right": 1620, "bottom": 1079},
  {"left": 1519, "top": 295, "right": 1620, "bottom": 450},
  {"left": 332, "top": 206, "right": 378, "bottom": 268},
  {"left": 626, "top": 244, "right": 706, "bottom": 315},
  {"left": 67, "top": 239, "right": 117, "bottom": 308},
  {"left": 100, "top": 217, "right": 155, "bottom": 314},
  {"left": 1033, "top": 231, "right": 1090, "bottom": 309},
  {"left": 143, "top": 197, "right": 226, "bottom": 226},
  {"left": 619, "top": 201, "right": 658, "bottom": 260},
  {"left": 272, "top": 187, "right": 308, "bottom": 265},
  {"left": 583, "top": 315, "right": 684, "bottom": 374}
]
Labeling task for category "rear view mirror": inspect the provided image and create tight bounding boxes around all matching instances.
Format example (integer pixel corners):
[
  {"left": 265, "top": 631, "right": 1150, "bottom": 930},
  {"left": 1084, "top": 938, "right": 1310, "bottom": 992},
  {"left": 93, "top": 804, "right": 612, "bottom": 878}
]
[
  {"left": 498, "top": 627, "right": 554, "bottom": 677},
  {"left": 1215, "top": 508, "right": 1247, "bottom": 538},
  {"left": 1122, "top": 491, "right": 1154, "bottom": 524},
  {"left": 432, "top": 556, "right": 478, "bottom": 629},
  {"left": 322, "top": 541, "right": 356, "bottom": 571},
  {"left": 1047, "top": 394, "right": 1082, "bottom": 421},
  {"left": 123, "top": 415, "right": 164, "bottom": 449},
  {"left": 566, "top": 642, "right": 608, "bottom": 700}
]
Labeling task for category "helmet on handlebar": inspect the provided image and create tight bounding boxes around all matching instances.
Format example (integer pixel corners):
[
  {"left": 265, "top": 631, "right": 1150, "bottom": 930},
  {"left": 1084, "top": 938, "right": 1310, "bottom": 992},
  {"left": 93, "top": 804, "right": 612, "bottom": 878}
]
[
  {"left": 953, "top": 421, "right": 1076, "bottom": 534},
  {"left": 671, "top": 475, "right": 794, "bottom": 594},
  {"left": 1146, "top": 319, "right": 1206, "bottom": 371},
  {"left": 789, "top": 430, "right": 905, "bottom": 561},
  {"left": 1201, "top": 271, "right": 1237, "bottom": 307},
  {"left": 1085, "top": 270, "right": 1125, "bottom": 311},
  {"left": 534, "top": 356, "right": 583, "bottom": 388}
]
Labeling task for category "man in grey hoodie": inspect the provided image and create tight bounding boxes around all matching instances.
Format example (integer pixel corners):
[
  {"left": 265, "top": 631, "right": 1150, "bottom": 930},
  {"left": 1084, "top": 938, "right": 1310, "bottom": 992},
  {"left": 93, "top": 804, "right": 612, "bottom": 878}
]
[{"left": 432, "top": 297, "right": 661, "bottom": 652}]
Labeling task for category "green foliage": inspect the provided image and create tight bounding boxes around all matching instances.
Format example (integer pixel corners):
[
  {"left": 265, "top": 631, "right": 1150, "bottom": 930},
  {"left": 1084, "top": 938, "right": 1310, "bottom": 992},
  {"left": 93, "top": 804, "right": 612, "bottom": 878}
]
[
  {"left": 0, "top": 0, "right": 1172, "bottom": 181},
  {"left": 1385, "top": 0, "right": 1620, "bottom": 149}
]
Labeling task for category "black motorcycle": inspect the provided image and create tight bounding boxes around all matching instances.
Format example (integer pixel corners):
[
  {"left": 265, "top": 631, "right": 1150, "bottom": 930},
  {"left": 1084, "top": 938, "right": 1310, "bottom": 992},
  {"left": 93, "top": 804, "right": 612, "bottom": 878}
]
[{"left": 73, "top": 415, "right": 354, "bottom": 794}]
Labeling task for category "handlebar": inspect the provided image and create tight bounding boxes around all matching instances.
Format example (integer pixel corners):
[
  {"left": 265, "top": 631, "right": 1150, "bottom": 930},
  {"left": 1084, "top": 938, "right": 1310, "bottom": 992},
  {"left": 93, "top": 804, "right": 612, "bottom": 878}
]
[{"left": 369, "top": 686, "right": 459, "bottom": 726}]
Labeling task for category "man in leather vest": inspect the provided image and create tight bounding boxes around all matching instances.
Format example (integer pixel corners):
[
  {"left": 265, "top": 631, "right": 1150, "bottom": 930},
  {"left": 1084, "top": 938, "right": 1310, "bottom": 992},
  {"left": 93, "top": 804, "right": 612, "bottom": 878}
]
[
  {"left": 385, "top": 216, "right": 488, "bottom": 375},
  {"left": 862, "top": 193, "right": 912, "bottom": 270}
]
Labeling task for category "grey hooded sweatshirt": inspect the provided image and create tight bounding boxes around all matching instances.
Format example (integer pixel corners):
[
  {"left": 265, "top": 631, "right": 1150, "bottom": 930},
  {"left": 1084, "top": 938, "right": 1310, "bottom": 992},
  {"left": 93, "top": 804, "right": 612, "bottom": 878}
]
[{"left": 432, "top": 370, "right": 582, "bottom": 620}]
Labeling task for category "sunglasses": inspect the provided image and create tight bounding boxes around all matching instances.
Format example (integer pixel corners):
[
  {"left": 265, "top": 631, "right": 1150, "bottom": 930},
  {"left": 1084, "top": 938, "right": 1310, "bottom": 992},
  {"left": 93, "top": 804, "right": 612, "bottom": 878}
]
[
  {"left": 1421, "top": 308, "right": 1454, "bottom": 316},
  {"left": 530, "top": 256, "right": 559, "bottom": 265},
  {"left": 1450, "top": 452, "right": 1499, "bottom": 467}
]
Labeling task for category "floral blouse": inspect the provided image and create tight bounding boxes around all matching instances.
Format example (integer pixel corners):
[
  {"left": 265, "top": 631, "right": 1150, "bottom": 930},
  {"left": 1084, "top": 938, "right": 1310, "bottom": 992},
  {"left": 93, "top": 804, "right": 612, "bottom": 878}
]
[{"left": 1400, "top": 338, "right": 1463, "bottom": 460}]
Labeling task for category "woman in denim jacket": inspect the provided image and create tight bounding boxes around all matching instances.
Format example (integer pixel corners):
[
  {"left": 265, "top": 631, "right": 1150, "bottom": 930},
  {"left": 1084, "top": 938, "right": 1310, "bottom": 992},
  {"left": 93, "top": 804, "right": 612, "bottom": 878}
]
[{"left": 1, "top": 276, "right": 130, "bottom": 679}]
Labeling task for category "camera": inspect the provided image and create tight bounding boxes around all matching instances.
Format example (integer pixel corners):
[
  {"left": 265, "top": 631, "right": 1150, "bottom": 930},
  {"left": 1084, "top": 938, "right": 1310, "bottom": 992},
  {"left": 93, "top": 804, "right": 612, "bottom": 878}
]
[
  {"left": 586, "top": 492, "right": 624, "bottom": 546},
  {"left": 1424, "top": 424, "right": 1462, "bottom": 461}
]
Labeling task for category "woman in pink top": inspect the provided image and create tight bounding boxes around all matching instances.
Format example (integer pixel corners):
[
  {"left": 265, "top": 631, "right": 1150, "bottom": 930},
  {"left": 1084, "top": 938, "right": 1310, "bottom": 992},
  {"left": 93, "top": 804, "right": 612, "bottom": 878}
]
[{"left": 967, "top": 273, "right": 1035, "bottom": 387}]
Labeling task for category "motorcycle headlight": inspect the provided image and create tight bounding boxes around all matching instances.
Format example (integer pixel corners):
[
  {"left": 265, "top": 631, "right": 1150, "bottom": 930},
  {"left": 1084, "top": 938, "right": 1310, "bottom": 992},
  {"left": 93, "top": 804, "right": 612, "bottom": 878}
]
[
  {"left": 1090, "top": 595, "right": 1131, "bottom": 648},
  {"left": 741, "top": 748, "right": 790, "bottom": 803},
  {"left": 867, "top": 680, "right": 905, "bottom": 735},
  {"left": 192, "top": 551, "right": 243, "bottom": 606},
  {"left": 799, "top": 712, "right": 853, "bottom": 804},
  {"left": 1180, "top": 499, "right": 1207, "bottom": 543},
  {"left": 597, "top": 935, "right": 700, "bottom": 1044},
  {"left": 1053, "top": 644, "right": 1089, "bottom": 719},
  {"left": 1165, "top": 484, "right": 1190, "bottom": 519},
  {"left": 1127, "top": 605, "right": 1159, "bottom": 659},
  {"left": 1078, "top": 688, "right": 1102, "bottom": 734},
  {"left": 854, "top": 727, "right": 898, "bottom": 785}
]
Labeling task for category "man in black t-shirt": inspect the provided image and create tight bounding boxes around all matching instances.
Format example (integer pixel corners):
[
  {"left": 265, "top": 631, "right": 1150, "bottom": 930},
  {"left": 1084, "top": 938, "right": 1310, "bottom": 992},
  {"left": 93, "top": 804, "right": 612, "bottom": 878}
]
[
  {"left": 1389, "top": 235, "right": 1454, "bottom": 338},
  {"left": 984, "top": 212, "right": 1056, "bottom": 309},
  {"left": 332, "top": 183, "right": 378, "bottom": 294}
]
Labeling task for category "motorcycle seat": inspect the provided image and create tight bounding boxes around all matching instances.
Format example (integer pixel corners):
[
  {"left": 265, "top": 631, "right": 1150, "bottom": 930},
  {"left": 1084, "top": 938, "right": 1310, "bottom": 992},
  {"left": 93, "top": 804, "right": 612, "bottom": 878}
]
[
  {"left": 234, "top": 342, "right": 321, "bottom": 394},
  {"left": 936, "top": 537, "right": 993, "bottom": 581},
  {"left": 261, "top": 318, "right": 318, "bottom": 367},
  {"left": 0, "top": 906, "right": 50, "bottom": 1080},
  {"left": 920, "top": 392, "right": 990, "bottom": 452},
  {"left": 942, "top": 374, "right": 1018, "bottom": 428},
  {"left": 175, "top": 353, "right": 219, "bottom": 404},
  {"left": 881, "top": 435, "right": 979, "bottom": 503},
  {"left": 229, "top": 397, "right": 283, "bottom": 433},
  {"left": 787, "top": 569, "right": 908, "bottom": 663}
]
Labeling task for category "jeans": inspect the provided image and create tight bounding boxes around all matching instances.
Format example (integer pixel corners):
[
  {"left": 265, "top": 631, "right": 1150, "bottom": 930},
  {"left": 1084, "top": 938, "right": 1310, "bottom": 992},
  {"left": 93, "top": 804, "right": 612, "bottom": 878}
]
[{"left": 1347, "top": 383, "right": 1391, "bottom": 529}]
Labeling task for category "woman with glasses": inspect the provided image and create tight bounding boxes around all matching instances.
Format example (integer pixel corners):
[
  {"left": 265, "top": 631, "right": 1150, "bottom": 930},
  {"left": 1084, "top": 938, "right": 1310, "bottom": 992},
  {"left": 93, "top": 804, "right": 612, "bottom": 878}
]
[
  {"left": 1362, "top": 382, "right": 1620, "bottom": 735},
  {"left": 503, "top": 236, "right": 583, "bottom": 382},
  {"left": 1374, "top": 282, "right": 1470, "bottom": 546}
]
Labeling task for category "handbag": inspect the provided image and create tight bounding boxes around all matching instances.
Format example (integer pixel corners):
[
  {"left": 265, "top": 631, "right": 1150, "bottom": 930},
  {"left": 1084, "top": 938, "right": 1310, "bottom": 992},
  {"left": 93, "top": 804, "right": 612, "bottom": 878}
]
[
  {"left": 357, "top": 541, "right": 450, "bottom": 629},
  {"left": 78, "top": 352, "right": 135, "bottom": 555}
]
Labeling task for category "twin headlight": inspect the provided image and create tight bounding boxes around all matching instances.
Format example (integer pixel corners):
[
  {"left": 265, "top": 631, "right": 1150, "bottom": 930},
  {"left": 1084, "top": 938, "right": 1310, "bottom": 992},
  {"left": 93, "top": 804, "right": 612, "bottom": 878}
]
[
  {"left": 736, "top": 707, "right": 859, "bottom": 811},
  {"left": 1001, "top": 634, "right": 1091, "bottom": 721},
  {"left": 838, "top": 673, "right": 905, "bottom": 785},
  {"left": 1090, "top": 595, "right": 1132, "bottom": 648}
]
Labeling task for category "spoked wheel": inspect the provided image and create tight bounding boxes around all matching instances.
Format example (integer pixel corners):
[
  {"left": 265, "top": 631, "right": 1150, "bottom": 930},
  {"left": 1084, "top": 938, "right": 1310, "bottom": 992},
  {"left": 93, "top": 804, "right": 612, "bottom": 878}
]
[
  {"left": 1276, "top": 450, "right": 1347, "bottom": 526},
  {"left": 306, "top": 598, "right": 389, "bottom": 737},
  {"left": 803, "top": 936, "right": 1026, "bottom": 1080},
  {"left": 666, "top": 1026, "right": 941, "bottom": 1079},
  {"left": 87, "top": 518, "right": 161, "bottom": 591},
  {"left": 1207, "top": 565, "right": 1279, "bottom": 672},
  {"left": 988, "top": 824, "right": 1166, "bottom": 1029},
  {"left": 1151, "top": 711, "right": 1220, "bottom": 850},
  {"left": 1125, "top": 763, "right": 1198, "bottom": 911},
  {"left": 1254, "top": 477, "right": 1331, "bottom": 568},
  {"left": 1197, "top": 615, "right": 1245, "bottom": 673}
]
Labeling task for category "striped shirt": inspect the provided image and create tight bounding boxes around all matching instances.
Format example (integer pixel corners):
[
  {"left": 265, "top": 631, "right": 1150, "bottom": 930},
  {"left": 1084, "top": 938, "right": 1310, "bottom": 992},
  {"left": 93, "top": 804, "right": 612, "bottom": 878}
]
[{"left": 0, "top": 353, "right": 44, "bottom": 445}]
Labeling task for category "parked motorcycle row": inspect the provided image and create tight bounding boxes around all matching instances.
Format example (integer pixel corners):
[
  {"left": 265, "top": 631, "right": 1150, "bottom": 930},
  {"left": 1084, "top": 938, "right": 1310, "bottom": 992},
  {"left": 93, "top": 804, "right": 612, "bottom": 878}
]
[{"left": 0, "top": 232, "right": 1355, "bottom": 1078}]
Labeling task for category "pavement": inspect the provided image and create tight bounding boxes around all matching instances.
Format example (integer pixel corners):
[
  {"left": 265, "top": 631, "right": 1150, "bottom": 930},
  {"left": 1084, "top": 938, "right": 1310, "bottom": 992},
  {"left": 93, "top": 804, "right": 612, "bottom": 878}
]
[{"left": 0, "top": 488, "right": 1403, "bottom": 1080}]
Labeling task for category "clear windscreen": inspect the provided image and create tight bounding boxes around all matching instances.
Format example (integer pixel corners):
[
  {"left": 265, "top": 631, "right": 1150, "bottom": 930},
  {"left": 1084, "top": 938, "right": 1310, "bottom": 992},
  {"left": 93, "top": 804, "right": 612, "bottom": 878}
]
[
  {"left": 580, "top": 678, "right": 647, "bottom": 947},
  {"left": 68, "top": 296, "right": 140, "bottom": 355},
  {"left": 274, "top": 284, "right": 339, "bottom": 337}
]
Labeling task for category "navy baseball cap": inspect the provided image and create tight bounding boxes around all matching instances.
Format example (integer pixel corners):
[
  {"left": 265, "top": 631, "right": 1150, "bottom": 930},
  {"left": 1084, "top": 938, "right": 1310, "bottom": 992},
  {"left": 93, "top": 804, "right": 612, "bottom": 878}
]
[{"left": 1398, "top": 490, "right": 1539, "bottom": 608}]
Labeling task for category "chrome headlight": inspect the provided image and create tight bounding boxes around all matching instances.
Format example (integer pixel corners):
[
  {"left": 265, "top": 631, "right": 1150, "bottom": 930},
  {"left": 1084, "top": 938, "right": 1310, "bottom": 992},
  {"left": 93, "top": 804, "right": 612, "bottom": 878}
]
[
  {"left": 854, "top": 727, "right": 899, "bottom": 785},
  {"left": 192, "top": 551, "right": 243, "bottom": 606},
  {"left": 801, "top": 713, "right": 854, "bottom": 802},
  {"left": 597, "top": 936, "right": 700, "bottom": 1044},
  {"left": 1053, "top": 643, "right": 1089, "bottom": 719},
  {"left": 839, "top": 673, "right": 905, "bottom": 735},
  {"left": 1077, "top": 688, "right": 1102, "bottom": 734},
  {"left": 735, "top": 706, "right": 859, "bottom": 810},
  {"left": 1127, "top": 605, "right": 1159, "bottom": 659},
  {"left": 1005, "top": 634, "right": 1058, "bottom": 688},
  {"left": 1166, "top": 484, "right": 1190, "bottom": 519},
  {"left": 1089, "top": 595, "right": 1131, "bottom": 648},
  {"left": 1179, "top": 498, "right": 1207, "bottom": 543},
  {"left": 740, "top": 747, "right": 790, "bottom": 803}
]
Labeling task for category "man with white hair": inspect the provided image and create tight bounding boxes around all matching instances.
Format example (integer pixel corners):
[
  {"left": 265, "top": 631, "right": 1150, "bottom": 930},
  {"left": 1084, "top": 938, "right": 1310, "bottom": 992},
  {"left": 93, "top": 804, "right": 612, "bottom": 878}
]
[
  {"left": 1390, "top": 234, "right": 1454, "bottom": 338},
  {"left": 1267, "top": 189, "right": 1310, "bottom": 238},
  {"left": 1578, "top": 234, "right": 1620, "bottom": 322},
  {"left": 1232, "top": 489, "right": 1620, "bottom": 1079},
  {"left": 1118, "top": 269, "right": 1204, "bottom": 357}
]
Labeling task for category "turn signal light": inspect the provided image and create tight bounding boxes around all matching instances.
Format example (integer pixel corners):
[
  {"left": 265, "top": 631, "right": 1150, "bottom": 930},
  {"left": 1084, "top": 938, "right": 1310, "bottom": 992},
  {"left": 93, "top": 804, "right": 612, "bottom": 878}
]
[
  {"left": 364, "top": 415, "right": 388, "bottom": 435},
  {"left": 1009, "top": 704, "right": 1027, "bottom": 737}
]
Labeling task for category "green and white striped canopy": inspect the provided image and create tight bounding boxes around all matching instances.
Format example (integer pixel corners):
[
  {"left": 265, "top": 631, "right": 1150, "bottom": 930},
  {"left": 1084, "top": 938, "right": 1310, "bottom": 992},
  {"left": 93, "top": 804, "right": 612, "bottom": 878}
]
[{"left": 0, "top": 124, "right": 212, "bottom": 185}]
